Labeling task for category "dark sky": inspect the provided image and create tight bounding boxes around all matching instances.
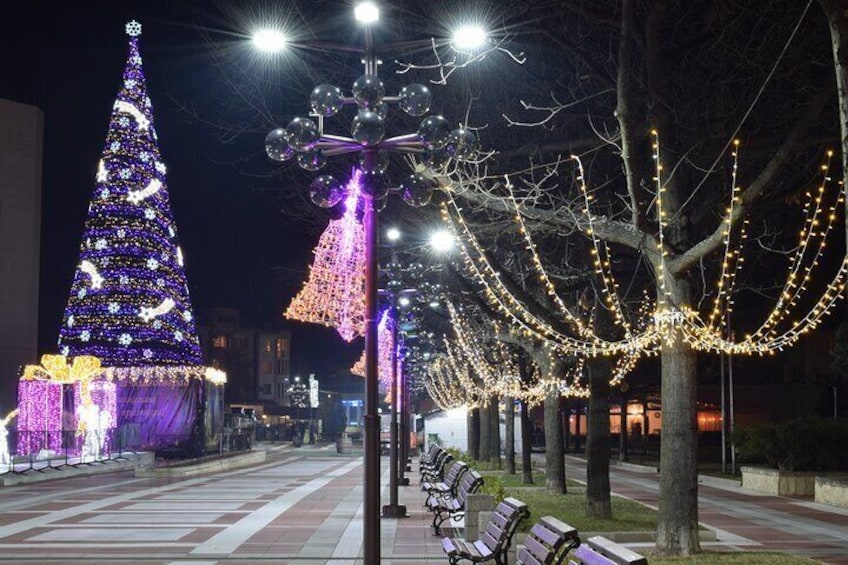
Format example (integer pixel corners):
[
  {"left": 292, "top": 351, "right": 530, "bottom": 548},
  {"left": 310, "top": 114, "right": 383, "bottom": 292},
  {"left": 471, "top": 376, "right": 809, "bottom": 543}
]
[{"left": 0, "top": 1, "right": 388, "bottom": 376}]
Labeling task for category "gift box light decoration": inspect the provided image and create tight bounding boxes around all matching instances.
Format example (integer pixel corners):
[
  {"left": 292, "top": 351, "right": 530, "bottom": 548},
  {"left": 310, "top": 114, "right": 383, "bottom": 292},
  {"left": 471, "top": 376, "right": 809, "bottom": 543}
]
[
  {"left": 56, "top": 20, "right": 202, "bottom": 368},
  {"left": 285, "top": 170, "right": 366, "bottom": 342}
]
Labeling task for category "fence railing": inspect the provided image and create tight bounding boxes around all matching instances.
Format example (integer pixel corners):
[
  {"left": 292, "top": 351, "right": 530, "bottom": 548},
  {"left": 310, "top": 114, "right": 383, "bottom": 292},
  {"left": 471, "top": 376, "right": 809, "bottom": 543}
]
[{"left": 1, "top": 427, "right": 139, "bottom": 476}]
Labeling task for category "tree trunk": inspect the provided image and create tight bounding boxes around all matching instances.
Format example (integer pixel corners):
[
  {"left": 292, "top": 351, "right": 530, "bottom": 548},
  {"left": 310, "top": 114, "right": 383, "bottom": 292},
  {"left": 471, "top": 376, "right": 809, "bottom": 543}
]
[
  {"left": 655, "top": 277, "right": 701, "bottom": 555},
  {"left": 520, "top": 400, "right": 533, "bottom": 484},
  {"left": 563, "top": 397, "right": 571, "bottom": 451},
  {"left": 544, "top": 387, "right": 566, "bottom": 494},
  {"left": 490, "top": 395, "right": 502, "bottom": 469},
  {"left": 479, "top": 400, "right": 491, "bottom": 462},
  {"left": 505, "top": 396, "right": 516, "bottom": 474},
  {"left": 619, "top": 393, "right": 629, "bottom": 462},
  {"left": 819, "top": 0, "right": 848, "bottom": 250},
  {"left": 468, "top": 407, "right": 480, "bottom": 460},
  {"left": 586, "top": 356, "right": 612, "bottom": 518}
]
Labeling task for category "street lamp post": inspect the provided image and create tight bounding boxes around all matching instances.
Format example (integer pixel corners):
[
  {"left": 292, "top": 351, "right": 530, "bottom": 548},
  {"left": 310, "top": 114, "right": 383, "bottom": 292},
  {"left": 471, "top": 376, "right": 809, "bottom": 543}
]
[{"left": 261, "top": 5, "right": 484, "bottom": 562}]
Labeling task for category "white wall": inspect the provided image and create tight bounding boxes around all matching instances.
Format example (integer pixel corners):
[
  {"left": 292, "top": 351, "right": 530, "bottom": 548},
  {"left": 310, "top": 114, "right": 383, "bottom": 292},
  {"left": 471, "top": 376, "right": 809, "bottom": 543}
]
[{"left": 422, "top": 405, "right": 524, "bottom": 457}]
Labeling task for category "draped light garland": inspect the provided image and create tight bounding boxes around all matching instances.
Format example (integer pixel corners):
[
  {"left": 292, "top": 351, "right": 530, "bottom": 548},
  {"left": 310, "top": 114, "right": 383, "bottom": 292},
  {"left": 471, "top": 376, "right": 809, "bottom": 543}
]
[
  {"left": 285, "top": 171, "right": 366, "bottom": 342},
  {"left": 444, "top": 134, "right": 847, "bottom": 358}
]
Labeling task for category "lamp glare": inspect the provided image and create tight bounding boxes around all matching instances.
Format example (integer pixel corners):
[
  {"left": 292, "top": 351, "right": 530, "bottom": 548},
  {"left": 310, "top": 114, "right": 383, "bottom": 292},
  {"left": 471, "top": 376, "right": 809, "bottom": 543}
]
[
  {"left": 452, "top": 25, "right": 488, "bottom": 50},
  {"left": 429, "top": 229, "right": 455, "bottom": 253},
  {"left": 253, "top": 29, "right": 287, "bottom": 53},
  {"left": 355, "top": 2, "right": 380, "bottom": 24},
  {"left": 386, "top": 227, "right": 401, "bottom": 241}
]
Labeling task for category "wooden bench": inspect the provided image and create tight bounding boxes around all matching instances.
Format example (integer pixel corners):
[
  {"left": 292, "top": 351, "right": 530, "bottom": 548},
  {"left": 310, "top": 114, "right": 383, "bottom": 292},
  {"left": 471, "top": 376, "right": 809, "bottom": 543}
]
[
  {"left": 423, "top": 461, "right": 469, "bottom": 502},
  {"left": 428, "top": 469, "right": 485, "bottom": 535},
  {"left": 422, "top": 452, "right": 454, "bottom": 482},
  {"left": 442, "top": 497, "right": 530, "bottom": 565},
  {"left": 421, "top": 443, "right": 442, "bottom": 466},
  {"left": 515, "top": 516, "right": 580, "bottom": 565},
  {"left": 420, "top": 447, "right": 448, "bottom": 477},
  {"left": 568, "top": 536, "right": 647, "bottom": 565}
]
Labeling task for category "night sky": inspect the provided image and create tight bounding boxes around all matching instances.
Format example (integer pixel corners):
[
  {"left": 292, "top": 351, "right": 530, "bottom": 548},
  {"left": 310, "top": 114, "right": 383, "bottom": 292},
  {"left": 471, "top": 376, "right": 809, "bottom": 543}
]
[{"left": 0, "top": 1, "right": 401, "bottom": 378}]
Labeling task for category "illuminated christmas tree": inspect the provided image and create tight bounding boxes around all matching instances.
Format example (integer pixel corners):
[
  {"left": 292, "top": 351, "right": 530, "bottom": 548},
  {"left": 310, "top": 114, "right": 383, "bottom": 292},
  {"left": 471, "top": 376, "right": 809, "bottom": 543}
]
[{"left": 57, "top": 21, "right": 201, "bottom": 367}]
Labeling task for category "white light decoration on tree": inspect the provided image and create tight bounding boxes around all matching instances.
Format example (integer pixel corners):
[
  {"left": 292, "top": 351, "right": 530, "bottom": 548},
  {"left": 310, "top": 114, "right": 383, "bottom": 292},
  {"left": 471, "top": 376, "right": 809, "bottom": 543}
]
[
  {"left": 127, "top": 178, "right": 162, "bottom": 204},
  {"left": 114, "top": 100, "right": 150, "bottom": 131},
  {"left": 139, "top": 297, "right": 176, "bottom": 322},
  {"left": 79, "top": 260, "right": 104, "bottom": 290},
  {"left": 96, "top": 159, "right": 108, "bottom": 183}
]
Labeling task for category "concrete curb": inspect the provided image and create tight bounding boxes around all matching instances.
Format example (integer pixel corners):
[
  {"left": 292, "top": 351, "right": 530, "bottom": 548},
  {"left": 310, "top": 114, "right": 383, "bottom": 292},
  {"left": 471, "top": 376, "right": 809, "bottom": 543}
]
[
  {"left": 1, "top": 452, "right": 155, "bottom": 486},
  {"left": 135, "top": 450, "right": 266, "bottom": 478}
]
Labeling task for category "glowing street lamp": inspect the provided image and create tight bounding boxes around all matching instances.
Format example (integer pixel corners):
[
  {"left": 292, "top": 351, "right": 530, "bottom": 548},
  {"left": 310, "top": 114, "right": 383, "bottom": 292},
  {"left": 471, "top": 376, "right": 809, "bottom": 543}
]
[
  {"left": 260, "top": 5, "right": 481, "bottom": 563},
  {"left": 252, "top": 29, "right": 287, "bottom": 53},
  {"left": 429, "top": 228, "right": 455, "bottom": 253},
  {"left": 451, "top": 24, "right": 488, "bottom": 51}
]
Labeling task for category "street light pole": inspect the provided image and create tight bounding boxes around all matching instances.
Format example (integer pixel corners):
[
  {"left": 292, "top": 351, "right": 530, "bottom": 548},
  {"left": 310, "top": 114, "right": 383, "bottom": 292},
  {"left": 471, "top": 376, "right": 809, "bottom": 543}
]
[{"left": 261, "top": 7, "right": 487, "bottom": 562}]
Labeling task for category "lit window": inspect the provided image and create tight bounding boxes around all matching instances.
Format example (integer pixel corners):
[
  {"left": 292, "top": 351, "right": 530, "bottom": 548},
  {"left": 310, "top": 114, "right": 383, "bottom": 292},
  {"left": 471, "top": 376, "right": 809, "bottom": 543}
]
[
  {"left": 213, "top": 335, "right": 228, "bottom": 348},
  {"left": 265, "top": 339, "right": 272, "bottom": 352}
]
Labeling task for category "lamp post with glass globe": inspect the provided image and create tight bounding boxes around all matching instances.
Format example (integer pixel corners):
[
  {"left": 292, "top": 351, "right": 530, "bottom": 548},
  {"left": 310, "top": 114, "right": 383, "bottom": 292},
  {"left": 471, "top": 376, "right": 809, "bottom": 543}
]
[{"left": 260, "top": 4, "right": 483, "bottom": 563}]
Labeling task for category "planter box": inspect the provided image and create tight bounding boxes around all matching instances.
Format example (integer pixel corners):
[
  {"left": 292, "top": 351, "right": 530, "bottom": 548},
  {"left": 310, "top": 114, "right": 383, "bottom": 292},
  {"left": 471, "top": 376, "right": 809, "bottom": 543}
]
[
  {"left": 741, "top": 466, "right": 815, "bottom": 496},
  {"left": 815, "top": 475, "right": 848, "bottom": 508}
]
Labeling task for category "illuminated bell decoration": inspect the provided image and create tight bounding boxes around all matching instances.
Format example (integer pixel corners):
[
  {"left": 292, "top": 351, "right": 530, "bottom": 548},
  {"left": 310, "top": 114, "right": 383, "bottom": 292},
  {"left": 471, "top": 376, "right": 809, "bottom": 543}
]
[
  {"left": 359, "top": 149, "right": 389, "bottom": 173},
  {"left": 361, "top": 169, "right": 388, "bottom": 199},
  {"left": 265, "top": 128, "right": 295, "bottom": 162},
  {"left": 285, "top": 171, "right": 366, "bottom": 342},
  {"left": 309, "top": 175, "right": 345, "bottom": 208},
  {"left": 399, "top": 84, "right": 432, "bottom": 117},
  {"left": 418, "top": 115, "right": 452, "bottom": 149},
  {"left": 446, "top": 127, "right": 479, "bottom": 160},
  {"left": 310, "top": 84, "right": 344, "bottom": 117},
  {"left": 352, "top": 110, "right": 385, "bottom": 145},
  {"left": 285, "top": 117, "right": 319, "bottom": 152},
  {"left": 298, "top": 149, "right": 327, "bottom": 171},
  {"left": 352, "top": 74, "right": 385, "bottom": 108},
  {"left": 400, "top": 173, "right": 433, "bottom": 207}
]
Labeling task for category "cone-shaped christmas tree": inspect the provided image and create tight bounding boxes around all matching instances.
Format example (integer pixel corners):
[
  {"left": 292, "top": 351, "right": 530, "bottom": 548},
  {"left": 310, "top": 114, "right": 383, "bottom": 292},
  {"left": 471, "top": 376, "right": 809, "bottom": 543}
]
[
  {"left": 285, "top": 171, "right": 366, "bottom": 342},
  {"left": 57, "top": 21, "right": 201, "bottom": 367}
]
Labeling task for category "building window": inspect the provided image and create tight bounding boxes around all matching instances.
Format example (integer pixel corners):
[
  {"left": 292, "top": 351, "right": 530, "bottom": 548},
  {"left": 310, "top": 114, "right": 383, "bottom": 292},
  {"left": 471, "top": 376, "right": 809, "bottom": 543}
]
[
  {"left": 212, "top": 335, "right": 228, "bottom": 348},
  {"left": 265, "top": 339, "right": 272, "bottom": 353},
  {"left": 276, "top": 338, "right": 286, "bottom": 357}
]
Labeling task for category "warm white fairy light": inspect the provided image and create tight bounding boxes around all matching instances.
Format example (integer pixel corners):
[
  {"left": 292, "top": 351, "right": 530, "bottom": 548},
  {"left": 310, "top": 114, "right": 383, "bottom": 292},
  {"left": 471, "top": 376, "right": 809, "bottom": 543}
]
[
  {"left": 440, "top": 135, "right": 845, "bottom": 371},
  {"left": 570, "top": 158, "right": 635, "bottom": 335}
]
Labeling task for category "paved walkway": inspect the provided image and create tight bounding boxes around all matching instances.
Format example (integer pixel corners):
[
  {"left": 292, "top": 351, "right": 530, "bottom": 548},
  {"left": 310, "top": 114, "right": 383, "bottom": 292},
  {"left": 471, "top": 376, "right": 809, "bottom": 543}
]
[
  {"left": 0, "top": 443, "right": 446, "bottom": 564},
  {"left": 564, "top": 455, "right": 848, "bottom": 564},
  {"left": 1, "top": 444, "right": 848, "bottom": 563}
]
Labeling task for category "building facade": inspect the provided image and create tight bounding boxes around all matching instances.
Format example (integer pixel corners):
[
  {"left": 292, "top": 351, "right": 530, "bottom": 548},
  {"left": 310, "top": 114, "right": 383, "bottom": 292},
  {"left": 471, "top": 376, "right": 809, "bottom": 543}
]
[
  {"left": 0, "top": 99, "right": 43, "bottom": 415},
  {"left": 197, "top": 307, "right": 291, "bottom": 405}
]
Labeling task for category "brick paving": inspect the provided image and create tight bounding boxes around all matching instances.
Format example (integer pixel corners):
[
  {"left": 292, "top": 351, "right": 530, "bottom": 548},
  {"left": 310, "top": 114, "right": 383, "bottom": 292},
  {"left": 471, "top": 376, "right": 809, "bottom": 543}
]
[{"left": 0, "top": 445, "right": 846, "bottom": 563}]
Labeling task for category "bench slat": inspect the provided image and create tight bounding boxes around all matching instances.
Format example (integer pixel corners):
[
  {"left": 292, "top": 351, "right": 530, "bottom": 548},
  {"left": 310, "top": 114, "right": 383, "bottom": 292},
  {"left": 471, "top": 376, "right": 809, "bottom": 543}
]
[
  {"left": 571, "top": 545, "right": 617, "bottom": 565},
  {"left": 585, "top": 536, "right": 648, "bottom": 565},
  {"left": 516, "top": 547, "right": 546, "bottom": 565}
]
